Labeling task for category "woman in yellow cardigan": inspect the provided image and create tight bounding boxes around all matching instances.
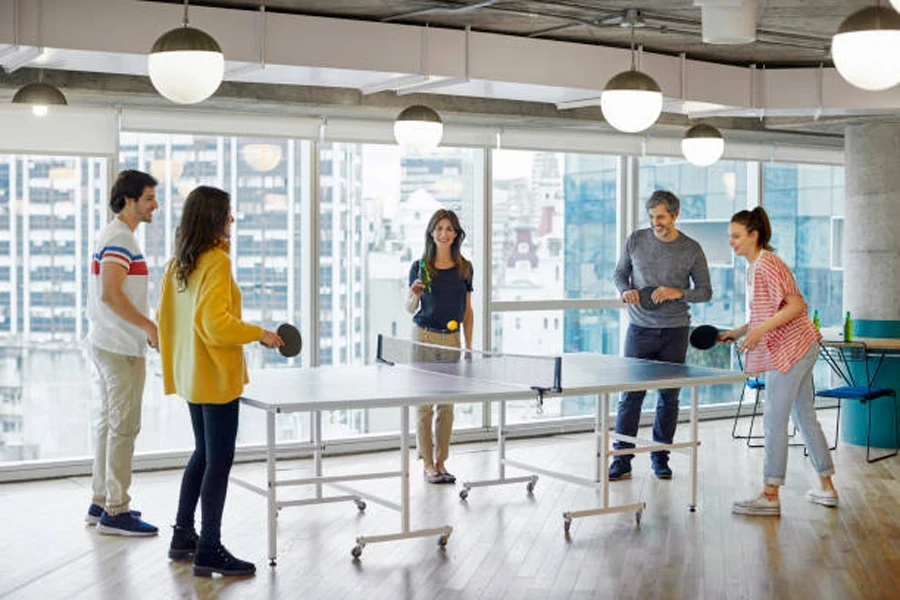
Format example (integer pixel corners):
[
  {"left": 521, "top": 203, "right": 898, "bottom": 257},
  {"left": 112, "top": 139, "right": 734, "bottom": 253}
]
[{"left": 157, "top": 186, "right": 282, "bottom": 578}]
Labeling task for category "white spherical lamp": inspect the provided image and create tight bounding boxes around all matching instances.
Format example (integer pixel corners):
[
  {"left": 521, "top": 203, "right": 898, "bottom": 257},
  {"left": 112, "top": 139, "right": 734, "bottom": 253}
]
[
  {"left": 832, "top": 7, "right": 900, "bottom": 91},
  {"left": 601, "top": 70, "right": 663, "bottom": 133},
  {"left": 682, "top": 124, "right": 725, "bottom": 167},
  {"left": 393, "top": 105, "right": 443, "bottom": 154},
  {"left": 148, "top": 3, "right": 224, "bottom": 105}
]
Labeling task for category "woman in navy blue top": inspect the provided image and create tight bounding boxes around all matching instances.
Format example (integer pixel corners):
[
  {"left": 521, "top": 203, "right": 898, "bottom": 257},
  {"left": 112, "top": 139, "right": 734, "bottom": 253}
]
[{"left": 406, "top": 209, "right": 474, "bottom": 484}]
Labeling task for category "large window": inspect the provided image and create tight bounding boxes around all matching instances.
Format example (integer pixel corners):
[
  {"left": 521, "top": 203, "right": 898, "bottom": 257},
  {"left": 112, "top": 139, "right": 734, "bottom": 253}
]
[
  {"left": 0, "top": 123, "right": 845, "bottom": 472},
  {"left": 319, "top": 143, "right": 483, "bottom": 437},
  {"left": 639, "top": 158, "right": 750, "bottom": 404},
  {"left": 0, "top": 155, "right": 109, "bottom": 462},
  {"left": 764, "top": 163, "right": 844, "bottom": 327},
  {"left": 491, "top": 150, "right": 620, "bottom": 422},
  {"left": 119, "top": 134, "right": 312, "bottom": 450}
]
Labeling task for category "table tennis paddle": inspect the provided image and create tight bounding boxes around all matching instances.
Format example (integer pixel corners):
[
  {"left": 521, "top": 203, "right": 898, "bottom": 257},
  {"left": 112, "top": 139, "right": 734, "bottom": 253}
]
[
  {"left": 638, "top": 286, "right": 660, "bottom": 311},
  {"left": 277, "top": 323, "right": 302, "bottom": 358},
  {"left": 689, "top": 324, "right": 720, "bottom": 350}
]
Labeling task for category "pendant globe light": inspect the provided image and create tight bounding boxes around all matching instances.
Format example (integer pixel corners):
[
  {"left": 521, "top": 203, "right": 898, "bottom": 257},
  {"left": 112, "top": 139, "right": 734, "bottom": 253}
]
[
  {"left": 832, "top": 6, "right": 900, "bottom": 91},
  {"left": 12, "top": 80, "right": 67, "bottom": 117},
  {"left": 682, "top": 124, "right": 725, "bottom": 167},
  {"left": 393, "top": 105, "right": 443, "bottom": 154},
  {"left": 601, "top": 24, "right": 663, "bottom": 133},
  {"left": 148, "top": 0, "right": 224, "bottom": 104}
]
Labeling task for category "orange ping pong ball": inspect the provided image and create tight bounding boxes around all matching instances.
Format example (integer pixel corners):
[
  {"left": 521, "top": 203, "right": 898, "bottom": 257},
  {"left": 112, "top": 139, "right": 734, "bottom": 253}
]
[{"left": 447, "top": 320, "right": 459, "bottom": 331}]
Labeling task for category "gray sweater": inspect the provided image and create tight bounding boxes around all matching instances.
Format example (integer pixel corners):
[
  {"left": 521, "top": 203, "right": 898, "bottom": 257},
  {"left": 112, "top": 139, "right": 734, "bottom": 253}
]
[{"left": 614, "top": 228, "right": 712, "bottom": 328}]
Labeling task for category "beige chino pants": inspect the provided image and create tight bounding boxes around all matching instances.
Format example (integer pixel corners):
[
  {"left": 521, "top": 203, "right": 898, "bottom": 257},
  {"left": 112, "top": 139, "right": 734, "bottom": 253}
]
[
  {"left": 412, "top": 326, "right": 460, "bottom": 465},
  {"left": 89, "top": 345, "right": 145, "bottom": 515}
]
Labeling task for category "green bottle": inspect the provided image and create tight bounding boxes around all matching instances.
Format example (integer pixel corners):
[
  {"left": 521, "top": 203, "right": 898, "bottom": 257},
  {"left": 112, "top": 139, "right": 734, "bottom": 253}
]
[
  {"left": 812, "top": 309, "right": 820, "bottom": 331},
  {"left": 418, "top": 259, "right": 432, "bottom": 293},
  {"left": 843, "top": 310, "right": 853, "bottom": 342}
]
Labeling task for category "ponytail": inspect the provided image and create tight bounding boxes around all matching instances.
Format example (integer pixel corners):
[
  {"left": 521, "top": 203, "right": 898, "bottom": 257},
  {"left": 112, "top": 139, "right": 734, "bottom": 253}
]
[{"left": 731, "top": 206, "right": 774, "bottom": 251}]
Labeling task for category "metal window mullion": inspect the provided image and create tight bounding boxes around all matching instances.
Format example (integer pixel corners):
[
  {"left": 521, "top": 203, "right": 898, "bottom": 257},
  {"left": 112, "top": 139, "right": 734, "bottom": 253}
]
[
  {"left": 286, "top": 140, "right": 297, "bottom": 365},
  {"left": 301, "top": 141, "right": 320, "bottom": 367},
  {"left": 22, "top": 158, "right": 30, "bottom": 338},
  {"left": 620, "top": 155, "right": 639, "bottom": 350},
  {"left": 491, "top": 298, "right": 624, "bottom": 312},
  {"left": 479, "top": 148, "right": 492, "bottom": 429},
  {"left": 74, "top": 157, "right": 83, "bottom": 341},
  {"left": 229, "top": 137, "right": 238, "bottom": 274},
  {"left": 164, "top": 138, "right": 173, "bottom": 258},
  {"left": 9, "top": 156, "right": 18, "bottom": 335}
]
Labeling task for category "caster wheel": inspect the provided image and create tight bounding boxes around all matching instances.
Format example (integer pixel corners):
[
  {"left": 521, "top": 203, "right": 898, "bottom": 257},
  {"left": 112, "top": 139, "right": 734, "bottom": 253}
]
[
  {"left": 459, "top": 489, "right": 468, "bottom": 500},
  {"left": 355, "top": 500, "right": 367, "bottom": 511},
  {"left": 689, "top": 505, "right": 697, "bottom": 513},
  {"left": 351, "top": 545, "right": 363, "bottom": 559},
  {"left": 563, "top": 519, "right": 571, "bottom": 534},
  {"left": 635, "top": 510, "right": 642, "bottom": 526},
  {"left": 526, "top": 482, "right": 535, "bottom": 494},
  {"left": 438, "top": 535, "right": 449, "bottom": 548}
]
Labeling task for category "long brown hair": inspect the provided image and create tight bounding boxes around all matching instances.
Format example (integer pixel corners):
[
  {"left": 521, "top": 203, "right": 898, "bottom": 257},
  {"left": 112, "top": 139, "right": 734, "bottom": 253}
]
[
  {"left": 422, "top": 208, "right": 472, "bottom": 280},
  {"left": 173, "top": 186, "right": 231, "bottom": 290},
  {"left": 731, "top": 206, "right": 774, "bottom": 251}
]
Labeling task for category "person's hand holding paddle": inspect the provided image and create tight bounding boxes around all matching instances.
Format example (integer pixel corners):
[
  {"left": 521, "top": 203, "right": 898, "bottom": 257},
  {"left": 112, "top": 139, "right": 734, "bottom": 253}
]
[
  {"left": 651, "top": 286, "right": 683, "bottom": 304},
  {"left": 259, "top": 329, "right": 284, "bottom": 350},
  {"left": 621, "top": 289, "right": 640, "bottom": 305},
  {"left": 717, "top": 330, "right": 739, "bottom": 344}
]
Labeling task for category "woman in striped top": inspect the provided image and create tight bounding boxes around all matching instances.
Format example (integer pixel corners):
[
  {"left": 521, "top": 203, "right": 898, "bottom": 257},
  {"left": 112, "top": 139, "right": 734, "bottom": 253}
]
[{"left": 720, "top": 207, "right": 838, "bottom": 516}]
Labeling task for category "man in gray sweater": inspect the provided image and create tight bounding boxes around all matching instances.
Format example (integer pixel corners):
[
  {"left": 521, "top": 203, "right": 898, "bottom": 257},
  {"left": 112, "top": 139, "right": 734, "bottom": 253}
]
[{"left": 611, "top": 190, "right": 712, "bottom": 480}]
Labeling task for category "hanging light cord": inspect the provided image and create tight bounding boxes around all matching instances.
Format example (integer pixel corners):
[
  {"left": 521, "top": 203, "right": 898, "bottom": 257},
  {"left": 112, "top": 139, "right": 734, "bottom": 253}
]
[
  {"left": 182, "top": 0, "right": 190, "bottom": 27},
  {"left": 629, "top": 22, "right": 636, "bottom": 71}
]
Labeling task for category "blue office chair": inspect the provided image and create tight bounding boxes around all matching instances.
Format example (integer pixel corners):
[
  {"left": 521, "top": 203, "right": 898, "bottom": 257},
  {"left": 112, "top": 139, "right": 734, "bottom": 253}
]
[
  {"left": 816, "top": 342, "right": 898, "bottom": 463},
  {"left": 731, "top": 348, "right": 799, "bottom": 447}
]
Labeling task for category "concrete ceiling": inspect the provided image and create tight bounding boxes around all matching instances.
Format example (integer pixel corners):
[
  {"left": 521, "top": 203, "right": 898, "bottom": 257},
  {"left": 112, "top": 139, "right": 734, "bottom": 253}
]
[
  {"left": 1, "top": 0, "right": 895, "bottom": 144},
  {"left": 144, "top": 0, "right": 865, "bottom": 68}
]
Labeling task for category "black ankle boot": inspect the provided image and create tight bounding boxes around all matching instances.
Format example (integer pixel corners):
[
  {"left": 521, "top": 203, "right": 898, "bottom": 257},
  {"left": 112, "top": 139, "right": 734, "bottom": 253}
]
[
  {"left": 168, "top": 525, "right": 199, "bottom": 561},
  {"left": 193, "top": 543, "right": 256, "bottom": 577}
]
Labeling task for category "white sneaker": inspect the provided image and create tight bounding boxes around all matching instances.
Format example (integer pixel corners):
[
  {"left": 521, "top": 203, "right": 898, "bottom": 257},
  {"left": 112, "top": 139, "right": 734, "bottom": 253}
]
[
  {"left": 807, "top": 488, "right": 839, "bottom": 508},
  {"left": 732, "top": 494, "right": 781, "bottom": 516}
]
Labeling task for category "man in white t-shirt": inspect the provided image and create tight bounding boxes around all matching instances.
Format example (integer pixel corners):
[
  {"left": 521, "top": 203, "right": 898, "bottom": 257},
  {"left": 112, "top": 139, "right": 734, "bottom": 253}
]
[{"left": 85, "top": 169, "right": 160, "bottom": 536}]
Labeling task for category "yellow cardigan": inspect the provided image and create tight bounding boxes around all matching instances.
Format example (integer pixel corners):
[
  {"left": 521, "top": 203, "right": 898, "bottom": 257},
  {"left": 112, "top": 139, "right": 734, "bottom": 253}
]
[{"left": 157, "top": 246, "right": 264, "bottom": 404}]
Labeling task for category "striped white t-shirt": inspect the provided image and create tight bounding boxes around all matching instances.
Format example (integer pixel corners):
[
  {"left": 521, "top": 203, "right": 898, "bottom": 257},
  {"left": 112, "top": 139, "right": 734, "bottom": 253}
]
[
  {"left": 87, "top": 218, "right": 149, "bottom": 357},
  {"left": 745, "top": 250, "right": 821, "bottom": 374}
]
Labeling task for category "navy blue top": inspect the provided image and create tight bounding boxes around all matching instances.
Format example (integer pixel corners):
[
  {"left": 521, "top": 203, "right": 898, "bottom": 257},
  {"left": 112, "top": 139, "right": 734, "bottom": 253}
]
[{"left": 409, "top": 260, "right": 474, "bottom": 332}]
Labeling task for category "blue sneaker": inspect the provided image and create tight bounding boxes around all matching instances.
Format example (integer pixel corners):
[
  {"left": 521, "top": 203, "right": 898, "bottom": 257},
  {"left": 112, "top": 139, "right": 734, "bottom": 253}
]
[
  {"left": 85, "top": 503, "right": 141, "bottom": 525},
  {"left": 608, "top": 459, "right": 632, "bottom": 481},
  {"left": 652, "top": 458, "right": 673, "bottom": 480},
  {"left": 96, "top": 511, "right": 158, "bottom": 537}
]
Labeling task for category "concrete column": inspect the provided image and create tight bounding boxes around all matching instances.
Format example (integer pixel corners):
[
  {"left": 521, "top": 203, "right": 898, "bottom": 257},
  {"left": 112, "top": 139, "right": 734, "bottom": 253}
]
[{"left": 841, "top": 122, "right": 900, "bottom": 449}]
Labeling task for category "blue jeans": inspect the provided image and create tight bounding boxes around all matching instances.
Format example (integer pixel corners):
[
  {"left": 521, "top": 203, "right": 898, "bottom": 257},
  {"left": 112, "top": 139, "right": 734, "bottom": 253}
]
[
  {"left": 176, "top": 398, "right": 241, "bottom": 551},
  {"left": 763, "top": 343, "right": 834, "bottom": 485},
  {"left": 614, "top": 325, "right": 690, "bottom": 463}
]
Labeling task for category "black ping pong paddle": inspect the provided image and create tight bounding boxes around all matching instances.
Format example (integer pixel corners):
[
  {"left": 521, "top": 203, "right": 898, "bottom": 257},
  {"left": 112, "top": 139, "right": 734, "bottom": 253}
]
[
  {"left": 689, "top": 324, "right": 720, "bottom": 350},
  {"left": 277, "top": 323, "right": 302, "bottom": 358},
  {"left": 638, "top": 286, "right": 660, "bottom": 311}
]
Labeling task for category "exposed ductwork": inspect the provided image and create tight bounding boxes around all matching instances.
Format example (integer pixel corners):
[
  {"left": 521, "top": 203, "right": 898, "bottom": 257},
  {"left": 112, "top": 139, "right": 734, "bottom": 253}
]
[{"left": 694, "top": 0, "right": 757, "bottom": 45}]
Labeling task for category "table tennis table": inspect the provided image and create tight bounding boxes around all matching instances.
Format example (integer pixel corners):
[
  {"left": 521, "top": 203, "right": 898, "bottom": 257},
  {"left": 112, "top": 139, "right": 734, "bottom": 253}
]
[{"left": 235, "top": 335, "right": 745, "bottom": 565}]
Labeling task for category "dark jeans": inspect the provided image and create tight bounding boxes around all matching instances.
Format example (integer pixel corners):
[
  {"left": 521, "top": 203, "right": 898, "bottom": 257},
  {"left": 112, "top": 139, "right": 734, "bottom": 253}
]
[
  {"left": 614, "top": 324, "right": 689, "bottom": 463},
  {"left": 175, "top": 398, "right": 240, "bottom": 551}
]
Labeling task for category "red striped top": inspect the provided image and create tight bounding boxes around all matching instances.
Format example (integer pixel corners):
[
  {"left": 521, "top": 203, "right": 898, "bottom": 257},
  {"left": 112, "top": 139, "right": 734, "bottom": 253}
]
[{"left": 745, "top": 251, "right": 821, "bottom": 374}]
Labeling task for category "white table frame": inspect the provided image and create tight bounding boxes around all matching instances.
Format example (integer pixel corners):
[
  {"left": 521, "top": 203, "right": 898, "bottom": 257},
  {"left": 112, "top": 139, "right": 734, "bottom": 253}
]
[{"left": 236, "top": 356, "right": 745, "bottom": 563}]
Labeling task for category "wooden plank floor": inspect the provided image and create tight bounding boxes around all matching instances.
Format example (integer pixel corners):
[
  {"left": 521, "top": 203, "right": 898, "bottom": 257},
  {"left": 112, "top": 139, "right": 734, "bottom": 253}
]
[{"left": 2, "top": 412, "right": 899, "bottom": 600}]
